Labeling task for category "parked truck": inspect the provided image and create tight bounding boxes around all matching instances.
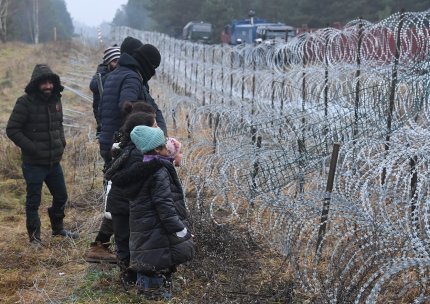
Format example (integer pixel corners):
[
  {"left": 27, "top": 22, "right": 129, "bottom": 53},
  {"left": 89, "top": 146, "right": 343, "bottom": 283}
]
[
  {"left": 182, "top": 21, "right": 213, "bottom": 44},
  {"left": 221, "top": 10, "right": 295, "bottom": 45},
  {"left": 255, "top": 23, "right": 296, "bottom": 44}
]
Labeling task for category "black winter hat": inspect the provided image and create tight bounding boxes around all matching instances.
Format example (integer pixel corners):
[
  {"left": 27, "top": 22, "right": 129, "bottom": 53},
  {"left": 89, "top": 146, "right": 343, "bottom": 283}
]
[
  {"left": 132, "top": 44, "right": 161, "bottom": 83},
  {"left": 120, "top": 36, "right": 143, "bottom": 55}
]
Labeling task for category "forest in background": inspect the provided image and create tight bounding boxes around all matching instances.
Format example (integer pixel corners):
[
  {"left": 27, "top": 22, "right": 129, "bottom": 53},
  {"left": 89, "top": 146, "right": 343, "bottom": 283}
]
[
  {"left": 0, "top": 0, "right": 73, "bottom": 43},
  {"left": 112, "top": 0, "right": 430, "bottom": 40},
  {"left": 0, "top": 0, "right": 428, "bottom": 44}
]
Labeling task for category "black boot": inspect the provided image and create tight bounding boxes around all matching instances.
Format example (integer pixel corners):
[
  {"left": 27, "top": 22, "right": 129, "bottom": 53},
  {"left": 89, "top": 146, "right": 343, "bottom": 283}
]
[
  {"left": 27, "top": 226, "right": 41, "bottom": 242},
  {"left": 119, "top": 260, "right": 137, "bottom": 292},
  {"left": 27, "top": 217, "right": 42, "bottom": 249},
  {"left": 48, "top": 207, "right": 79, "bottom": 239},
  {"left": 26, "top": 214, "right": 41, "bottom": 242}
]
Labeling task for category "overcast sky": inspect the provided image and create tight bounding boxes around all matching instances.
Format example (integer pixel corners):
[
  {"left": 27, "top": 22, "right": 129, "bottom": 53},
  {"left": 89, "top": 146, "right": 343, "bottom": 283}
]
[{"left": 64, "top": 0, "right": 128, "bottom": 27}]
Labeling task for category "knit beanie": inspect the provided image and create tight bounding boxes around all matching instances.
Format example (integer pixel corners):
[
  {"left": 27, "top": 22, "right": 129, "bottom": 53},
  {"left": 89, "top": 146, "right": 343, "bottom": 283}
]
[
  {"left": 132, "top": 44, "right": 161, "bottom": 83},
  {"left": 103, "top": 45, "right": 121, "bottom": 64},
  {"left": 120, "top": 36, "right": 143, "bottom": 55},
  {"left": 131, "top": 126, "right": 166, "bottom": 154}
]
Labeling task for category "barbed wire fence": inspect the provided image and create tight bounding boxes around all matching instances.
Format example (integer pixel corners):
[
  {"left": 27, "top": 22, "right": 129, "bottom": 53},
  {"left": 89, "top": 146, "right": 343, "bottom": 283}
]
[{"left": 109, "top": 10, "right": 430, "bottom": 302}]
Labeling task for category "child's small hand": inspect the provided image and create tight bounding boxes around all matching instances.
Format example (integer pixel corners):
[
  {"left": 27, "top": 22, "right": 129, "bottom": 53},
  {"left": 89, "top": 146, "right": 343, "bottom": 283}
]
[{"left": 174, "top": 153, "right": 183, "bottom": 167}]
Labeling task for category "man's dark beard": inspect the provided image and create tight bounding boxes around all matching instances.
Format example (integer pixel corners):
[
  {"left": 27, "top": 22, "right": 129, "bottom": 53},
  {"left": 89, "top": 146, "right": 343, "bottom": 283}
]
[{"left": 42, "top": 89, "right": 52, "bottom": 96}]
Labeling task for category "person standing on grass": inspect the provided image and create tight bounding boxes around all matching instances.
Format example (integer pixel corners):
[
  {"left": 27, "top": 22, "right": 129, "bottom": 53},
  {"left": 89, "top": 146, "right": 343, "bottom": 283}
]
[
  {"left": 89, "top": 39, "right": 169, "bottom": 268},
  {"left": 84, "top": 37, "right": 151, "bottom": 264},
  {"left": 84, "top": 44, "right": 122, "bottom": 264},
  {"left": 6, "top": 64, "right": 79, "bottom": 249},
  {"left": 89, "top": 44, "right": 121, "bottom": 139},
  {"left": 110, "top": 125, "right": 194, "bottom": 300}
]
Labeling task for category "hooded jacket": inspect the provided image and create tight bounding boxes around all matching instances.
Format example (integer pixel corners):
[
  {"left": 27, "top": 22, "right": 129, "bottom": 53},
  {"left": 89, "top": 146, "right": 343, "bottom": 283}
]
[
  {"left": 89, "top": 63, "right": 110, "bottom": 125},
  {"left": 111, "top": 157, "right": 195, "bottom": 273},
  {"left": 98, "top": 53, "right": 167, "bottom": 152},
  {"left": 6, "top": 64, "right": 66, "bottom": 165}
]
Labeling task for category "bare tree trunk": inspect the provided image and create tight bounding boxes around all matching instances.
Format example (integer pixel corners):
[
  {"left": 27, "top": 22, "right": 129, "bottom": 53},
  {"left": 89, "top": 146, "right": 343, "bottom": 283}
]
[
  {"left": 32, "top": 0, "right": 39, "bottom": 44},
  {"left": 0, "top": 0, "right": 9, "bottom": 43},
  {"left": 26, "top": 0, "right": 34, "bottom": 43}
]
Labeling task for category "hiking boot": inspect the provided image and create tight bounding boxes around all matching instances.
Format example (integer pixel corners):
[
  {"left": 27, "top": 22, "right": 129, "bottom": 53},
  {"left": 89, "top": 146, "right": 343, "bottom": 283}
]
[
  {"left": 48, "top": 207, "right": 79, "bottom": 239},
  {"left": 52, "top": 229, "right": 80, "bottom": 239},
  {"left": 163, "top": 273, "right": 173, "bottom": 291},
  {"left": 30, "top": 239, "right": 43, "bottom": 250},
  {"left": 120, "top": 268, "right": 137, "bottom": 293},
  {"left": 84, "top": 241, "right": 117, "bottom": 263},
  {"left": 137, "top": 273, "right": 172, "bottom": 300},
  {"left": 121, "top": 268, "right": 137, "bottom": 284}
]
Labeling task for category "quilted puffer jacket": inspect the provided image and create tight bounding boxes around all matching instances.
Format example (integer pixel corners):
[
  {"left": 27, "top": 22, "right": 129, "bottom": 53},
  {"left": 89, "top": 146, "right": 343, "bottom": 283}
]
[
  {"left": 6, "top": 64, "right": 66, "bottom": 165},
  {"left": 98, "top": 53, "right": 167, "bottom": 152},
  {"left": 111, "top": 157, "right": 195, "bottom": 272}
]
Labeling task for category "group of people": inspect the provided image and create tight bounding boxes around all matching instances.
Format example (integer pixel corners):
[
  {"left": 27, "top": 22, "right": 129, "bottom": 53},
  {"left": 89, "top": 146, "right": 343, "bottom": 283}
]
[{"left": 6, "top": 36, "right": 195, "bottom": 300}]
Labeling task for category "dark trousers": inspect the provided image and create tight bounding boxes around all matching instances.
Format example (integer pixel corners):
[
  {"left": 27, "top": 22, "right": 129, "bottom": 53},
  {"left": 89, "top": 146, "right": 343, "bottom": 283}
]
[
  {"left": 94, "top": 149, "right": 114, "bottom": 243},
  {"left": 100, "top": 149, "right": 112, "bottom": 167},
  {"left": 22, "top": 162, "right": 68, "bottom": 241},
  {"left": 95, "top": 217, "right": 114, "bottom": 243},
  {"left": 111, "top": 213, "right": 130, "bottom": 265}
]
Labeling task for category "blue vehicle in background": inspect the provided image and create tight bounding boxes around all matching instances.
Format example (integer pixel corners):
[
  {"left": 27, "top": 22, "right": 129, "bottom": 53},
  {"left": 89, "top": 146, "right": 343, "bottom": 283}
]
[
  {"left": 221, "top": 10, "right": 296, "bottom": 45},
  {"left": 221, "top": 10, "right": 267, "bottom": 45}
]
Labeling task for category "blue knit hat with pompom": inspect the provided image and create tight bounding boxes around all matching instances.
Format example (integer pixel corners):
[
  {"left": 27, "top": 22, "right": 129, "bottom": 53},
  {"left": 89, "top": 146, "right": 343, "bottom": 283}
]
[{"left": 131, "top": 126, "right": 166, "bottom": 154}]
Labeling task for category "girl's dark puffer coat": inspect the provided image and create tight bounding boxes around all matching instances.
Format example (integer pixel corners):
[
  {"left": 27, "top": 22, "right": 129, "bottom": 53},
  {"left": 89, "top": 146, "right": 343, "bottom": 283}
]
[
  {"left": 104, "top": 145, "right": 142, "bottom": 215},
  {"left": 111, "top": 158, "right": 195, "bottom": 273}
]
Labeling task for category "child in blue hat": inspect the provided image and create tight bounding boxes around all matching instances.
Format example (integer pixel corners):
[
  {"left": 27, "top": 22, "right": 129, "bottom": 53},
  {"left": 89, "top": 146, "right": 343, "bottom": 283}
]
[{"left": 112, "top": 125, "right": 194, "bottom": 300}]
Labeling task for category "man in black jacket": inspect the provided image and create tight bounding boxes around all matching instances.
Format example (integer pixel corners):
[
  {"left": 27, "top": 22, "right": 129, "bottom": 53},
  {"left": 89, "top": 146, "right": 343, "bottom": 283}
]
[
  {"left": 89, "top": 44, "right": 121, "bottom": 138},
  {"left": 99, "top": 40, "right": 167, "bottom": 164},
  {"left": 6, "top": 64, "right": 79, "bottom": 249}
]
